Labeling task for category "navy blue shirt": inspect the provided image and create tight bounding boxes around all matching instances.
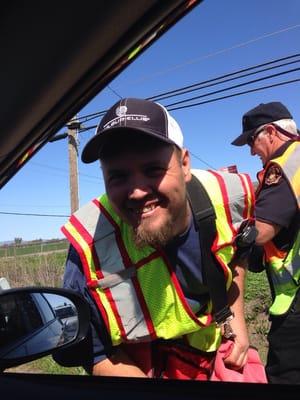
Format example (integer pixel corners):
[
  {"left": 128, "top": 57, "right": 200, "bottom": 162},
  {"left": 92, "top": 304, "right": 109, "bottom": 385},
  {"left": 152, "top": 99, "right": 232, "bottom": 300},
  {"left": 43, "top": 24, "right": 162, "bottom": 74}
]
[
  {"left": 255, "top": 141, "right": 298, "bottom": 249},
  {"left": 63, "top": 217, "right": 209, "bottom": 367}
]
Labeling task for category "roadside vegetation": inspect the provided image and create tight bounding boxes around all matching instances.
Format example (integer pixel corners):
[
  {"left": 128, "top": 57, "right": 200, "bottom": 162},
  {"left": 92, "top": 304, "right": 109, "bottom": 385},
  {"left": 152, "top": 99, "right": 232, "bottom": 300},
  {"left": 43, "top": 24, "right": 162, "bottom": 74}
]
[
  {"left": 0, "top": 243, "right": 271, "bottom": 373},
  {"left": 0, "top": 239, "right": 68, "bottom": 258},
  {"left": 245, "top": 271, "right": 271, "bottom": 363}
]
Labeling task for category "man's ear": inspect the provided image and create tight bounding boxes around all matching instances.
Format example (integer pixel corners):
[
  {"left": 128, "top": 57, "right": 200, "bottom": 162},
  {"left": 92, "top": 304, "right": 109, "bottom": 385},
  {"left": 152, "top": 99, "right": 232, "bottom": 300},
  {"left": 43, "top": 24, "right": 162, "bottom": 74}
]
[
  {"left": 266, "top": 124, "right": 277, "bottom": 142},
  {"left": 181, "top": 148, "right": 192, "bottom": 182}
]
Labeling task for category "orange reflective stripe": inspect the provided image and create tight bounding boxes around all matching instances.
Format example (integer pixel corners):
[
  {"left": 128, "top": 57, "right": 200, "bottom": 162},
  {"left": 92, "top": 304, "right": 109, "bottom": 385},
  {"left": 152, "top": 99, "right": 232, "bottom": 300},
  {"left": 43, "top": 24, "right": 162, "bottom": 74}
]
[
  {"left": 237, "top": 172, "right": 255, "bottom": 219},
  {"left": 264, "top": 241, "right": 287, "bottom": 262},
  {"left": 62, "top": 215, "right": 124, "bottom": 344}
]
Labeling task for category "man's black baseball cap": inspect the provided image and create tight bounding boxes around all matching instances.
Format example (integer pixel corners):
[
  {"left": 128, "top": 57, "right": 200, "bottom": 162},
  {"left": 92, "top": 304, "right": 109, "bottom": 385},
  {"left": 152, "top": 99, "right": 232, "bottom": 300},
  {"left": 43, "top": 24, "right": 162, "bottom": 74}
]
[
  {"left": 81, "top": 98, "right": 184, "bottom": 163},
  {"left": 231, "top": 102, "right": 294, "bottom": 146}
]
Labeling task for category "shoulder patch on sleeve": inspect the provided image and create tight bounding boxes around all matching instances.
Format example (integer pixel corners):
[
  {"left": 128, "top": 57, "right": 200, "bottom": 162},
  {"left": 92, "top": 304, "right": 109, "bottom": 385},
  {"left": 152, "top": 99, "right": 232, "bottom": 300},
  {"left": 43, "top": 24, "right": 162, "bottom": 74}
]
[{"left": 265, "top": 165, "right": 282, "bottom": 186}]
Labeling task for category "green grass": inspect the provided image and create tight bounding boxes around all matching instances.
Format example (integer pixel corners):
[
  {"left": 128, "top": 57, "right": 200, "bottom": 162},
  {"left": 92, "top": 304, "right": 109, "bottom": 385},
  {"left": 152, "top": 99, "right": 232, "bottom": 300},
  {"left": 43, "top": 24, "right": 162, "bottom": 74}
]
[
  {"left": 0, "top": 251, "right": 67, "bottom": 287},
  {"left": 245, "top": 270, "right": 271, "bottom": 303},
  {"left": 0, "top": 240, "right": 68, "bottom": 257},
  {"left": 7, "top": 356, "right": 87, "bottom": 375},
  {"left": 245, "top": 270, "right": 271, "bottom": 363},
  {"left": 30, "top": 356, "right": 87, "bottom": 375}
]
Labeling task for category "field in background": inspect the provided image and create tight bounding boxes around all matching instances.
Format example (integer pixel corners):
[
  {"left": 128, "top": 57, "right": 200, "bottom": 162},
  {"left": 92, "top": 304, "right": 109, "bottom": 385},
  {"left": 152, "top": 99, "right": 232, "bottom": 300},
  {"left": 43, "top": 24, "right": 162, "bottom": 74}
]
[
  {"left": 0, "top": 243, "right": 271, "bottom": 373},
  {"left": 0, "top": 245, "right": 86, "bottom": 374},
  {"left": 0, "top": 239, "right": 68, "bottom": 258},
  {"left": 0, "top": 251, "right": 67, "bottom": 287}
]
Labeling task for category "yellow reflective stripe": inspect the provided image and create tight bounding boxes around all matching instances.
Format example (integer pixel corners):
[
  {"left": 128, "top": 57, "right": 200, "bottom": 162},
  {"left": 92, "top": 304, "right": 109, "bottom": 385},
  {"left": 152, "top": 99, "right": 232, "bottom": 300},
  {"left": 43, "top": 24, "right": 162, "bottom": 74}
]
[
  {"left": 239, "top": 173, "right": 253, "bottom": 219},
  {"left": 272, "top": 142, "right": 300, "bottom": 206},
  {"left": 291, "top": 169, "right": 300, "bottom": 203},
  {"left": 64, "top": 221, "right": 122, "bottom": 345},
  {"left": 94, "top": 287, "right": 122, "bottom": 345},
  {"left": 274, "top": 141, "right": 297, "bottom": 166},
  {"left": 269, "top": 290, "right": 297, "bottom": 315},
  {"left": 191, "top": 170, "right": 232, "bottom": 246},
  {"left": 64, "top": 221, "right": 97, "bottom": 276}
]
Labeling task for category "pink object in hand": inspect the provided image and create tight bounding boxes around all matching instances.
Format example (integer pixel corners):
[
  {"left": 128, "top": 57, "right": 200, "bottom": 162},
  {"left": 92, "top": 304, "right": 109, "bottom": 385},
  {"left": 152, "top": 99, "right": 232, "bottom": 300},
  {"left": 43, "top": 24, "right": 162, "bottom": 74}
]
[{"left": 210, "top": 341, "right": 268, "bottom": 383}]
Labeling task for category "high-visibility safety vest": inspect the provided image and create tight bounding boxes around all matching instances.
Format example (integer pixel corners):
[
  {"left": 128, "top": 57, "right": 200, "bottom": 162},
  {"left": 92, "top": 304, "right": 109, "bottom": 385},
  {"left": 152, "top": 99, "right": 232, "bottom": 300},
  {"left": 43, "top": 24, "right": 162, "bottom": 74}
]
[
  {"left": 256, "top": 141, "right": 300, "bottom": 315},
  {"left": 62, "top": 169, "right": 254, "bottom": 352}
]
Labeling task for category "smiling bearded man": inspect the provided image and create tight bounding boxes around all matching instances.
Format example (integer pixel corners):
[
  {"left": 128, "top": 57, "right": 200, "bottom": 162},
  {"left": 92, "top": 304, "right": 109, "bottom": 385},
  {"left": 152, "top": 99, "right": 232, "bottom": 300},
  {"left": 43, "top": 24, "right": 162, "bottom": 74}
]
[{"left": 60, "top": 98, "right": 255, "bottom": 380}]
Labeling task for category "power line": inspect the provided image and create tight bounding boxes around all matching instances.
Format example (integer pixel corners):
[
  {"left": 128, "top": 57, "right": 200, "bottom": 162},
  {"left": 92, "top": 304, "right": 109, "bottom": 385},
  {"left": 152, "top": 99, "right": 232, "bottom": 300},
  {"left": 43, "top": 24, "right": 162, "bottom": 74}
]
[
  {"left": 118, "top": 24, "right": 300, "bottom": 86},
  {"left": 107, "top": 84, "right": 123, "bottom": 99},
  {"left": 78, "top": 124, "right": 98, "bottom": 132},
  {"left": 60, "top": 53, "right": 300, "bottom": 170},
  {"left": 148, "top": 54, "right": 300, "bottom": 102},
  {"left": 189, "top": 152, "right": 216, "bottom": 169},
  {"left": 0, "top": 211, "right": 69, "bottom": 217},
  {"left": 167, "top": 77, "right": 300, "bottom": 111},
  {"left": 165, "top": 66, "right": 300, "bottom": 108},
  {"left": 78, "top": 75, "right": 300, "bottom": 133},
  {"left": 31, "top": 162, "right": 103, "bottom": 181},
  {"left": 73, "top": 53, "right": 300, "bottom": 125}
]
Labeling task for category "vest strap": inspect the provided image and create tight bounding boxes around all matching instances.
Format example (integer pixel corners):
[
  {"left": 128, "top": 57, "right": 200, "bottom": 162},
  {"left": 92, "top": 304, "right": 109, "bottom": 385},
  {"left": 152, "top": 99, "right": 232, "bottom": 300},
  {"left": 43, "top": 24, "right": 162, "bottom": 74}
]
[{"left": 187, "top": 175, "right": 232, "bottom": 325}]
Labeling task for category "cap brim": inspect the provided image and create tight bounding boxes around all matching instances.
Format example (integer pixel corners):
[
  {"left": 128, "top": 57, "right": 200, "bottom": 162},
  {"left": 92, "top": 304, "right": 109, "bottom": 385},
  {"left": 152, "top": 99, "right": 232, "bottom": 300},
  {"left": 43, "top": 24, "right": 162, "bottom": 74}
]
[
  {"left": 81, "top": 127, "right": 176, "bottom": 163},
  {"left": 231, "top": 129, "right": 254, "bottom": 146}
]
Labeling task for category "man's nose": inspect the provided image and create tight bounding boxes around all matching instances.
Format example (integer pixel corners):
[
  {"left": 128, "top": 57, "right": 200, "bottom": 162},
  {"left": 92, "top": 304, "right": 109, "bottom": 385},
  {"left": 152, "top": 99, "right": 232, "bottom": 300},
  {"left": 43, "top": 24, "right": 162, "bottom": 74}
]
[{"left": 127, "top": 177, "right": 151, "bottom": 199}]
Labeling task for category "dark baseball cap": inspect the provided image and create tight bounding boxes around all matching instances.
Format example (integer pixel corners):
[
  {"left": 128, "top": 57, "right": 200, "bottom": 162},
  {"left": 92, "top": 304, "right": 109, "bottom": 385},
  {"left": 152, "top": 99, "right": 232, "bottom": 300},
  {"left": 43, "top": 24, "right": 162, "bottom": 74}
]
[
  {"left": 81, "top": 98, "right": 184, "bottom": 163},
  {"left": 231, "top": 102, "right": 294, "bottom": 146}
]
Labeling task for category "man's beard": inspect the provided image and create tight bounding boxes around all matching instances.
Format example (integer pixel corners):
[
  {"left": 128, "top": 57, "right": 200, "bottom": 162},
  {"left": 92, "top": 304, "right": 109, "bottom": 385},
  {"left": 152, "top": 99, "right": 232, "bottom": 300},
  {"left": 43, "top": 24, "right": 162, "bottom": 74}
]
[{"left": 132, "top": 218, "right": 174, "bottom": 249}]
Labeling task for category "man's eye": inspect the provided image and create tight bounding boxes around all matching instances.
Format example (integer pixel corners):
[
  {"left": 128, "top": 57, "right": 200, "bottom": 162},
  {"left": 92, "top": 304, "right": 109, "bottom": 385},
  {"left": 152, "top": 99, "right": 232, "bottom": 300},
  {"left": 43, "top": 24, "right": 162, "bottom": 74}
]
[
  {"left": 146, "top": 167, "right": 166, "bottom": 176},
  {"left": 108, "top": 173, "right": 126, "bottom": 183}
]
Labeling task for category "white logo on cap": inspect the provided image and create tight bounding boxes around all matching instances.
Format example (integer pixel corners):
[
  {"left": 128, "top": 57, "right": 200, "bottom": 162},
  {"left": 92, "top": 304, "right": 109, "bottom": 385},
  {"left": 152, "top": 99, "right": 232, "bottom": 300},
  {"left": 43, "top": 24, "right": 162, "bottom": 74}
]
[
  {"left": 116, "top": 106, "right": 128, "bottom": 117},
  {"left": 103, "top": 109, "right": 151, "bottom": 130}
]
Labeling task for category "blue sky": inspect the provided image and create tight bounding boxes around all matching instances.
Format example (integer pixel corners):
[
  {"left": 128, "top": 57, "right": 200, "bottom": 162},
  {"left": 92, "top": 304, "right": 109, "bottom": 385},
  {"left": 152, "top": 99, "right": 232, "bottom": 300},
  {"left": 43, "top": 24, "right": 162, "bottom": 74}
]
[{"left": 1, "top": 0, "right": 300, "bottom": 242}]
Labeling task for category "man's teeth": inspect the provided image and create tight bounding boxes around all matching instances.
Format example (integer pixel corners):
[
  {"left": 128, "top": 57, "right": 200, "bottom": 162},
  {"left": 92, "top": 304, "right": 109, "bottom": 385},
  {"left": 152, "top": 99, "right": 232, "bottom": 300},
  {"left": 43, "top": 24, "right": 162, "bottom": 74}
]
[{"left": 140, "top": 204, "right": 156, "bottom": 213}]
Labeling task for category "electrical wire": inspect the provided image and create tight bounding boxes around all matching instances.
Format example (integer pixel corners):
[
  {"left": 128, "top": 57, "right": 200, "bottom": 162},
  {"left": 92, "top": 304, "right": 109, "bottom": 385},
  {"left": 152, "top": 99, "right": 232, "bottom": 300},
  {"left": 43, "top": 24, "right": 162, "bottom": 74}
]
[
  {"left": 0, "top": 211, "right": 69, "bottom": 217},
  {"left": 73, "top": 53, "right": 300, "bottom": 124},
  {"left": 107, "top": 84, "right": 123, "bottom": 99},
  {"left": 78, "top": 75, "right": 300, "bottom": 132},
  {"left": 189, "top": 152, "right": 216, "bottom": 169},
  {"left": 31, "top": 162, "right": 103, "bottom": 181},
  {"left": 165, "top": 66, "right": 300, "bottom": 108},
  {"left": 121, "top": 24, "right": 300, "bottom": 86},
  {"left": 63, "top": 54, "right": 300, "bottom": 172},
  {"left": 167, "top": 77, "right": 300, "bottom": 111},
  {"left": 148, "top": 55, "right": 300, "bottom": 102}
]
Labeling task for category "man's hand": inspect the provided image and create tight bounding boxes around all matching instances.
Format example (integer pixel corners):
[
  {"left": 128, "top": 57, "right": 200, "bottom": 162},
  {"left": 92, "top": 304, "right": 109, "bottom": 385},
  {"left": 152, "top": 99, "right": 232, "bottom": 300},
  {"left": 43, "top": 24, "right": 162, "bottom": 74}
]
[
  {"left": 223, "top": 335, "right": 249, "bottom": 370},
  {"left": 224, "top": 261, "right": 250, "bottom": 370}
]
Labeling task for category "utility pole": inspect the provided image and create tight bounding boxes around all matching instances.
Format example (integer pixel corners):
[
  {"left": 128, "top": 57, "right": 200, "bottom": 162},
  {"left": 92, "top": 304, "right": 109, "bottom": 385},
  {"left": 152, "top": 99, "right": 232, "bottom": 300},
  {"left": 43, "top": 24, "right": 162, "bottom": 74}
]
[{"left": 67, "top": 116, "right": 80, "bottom": 214}]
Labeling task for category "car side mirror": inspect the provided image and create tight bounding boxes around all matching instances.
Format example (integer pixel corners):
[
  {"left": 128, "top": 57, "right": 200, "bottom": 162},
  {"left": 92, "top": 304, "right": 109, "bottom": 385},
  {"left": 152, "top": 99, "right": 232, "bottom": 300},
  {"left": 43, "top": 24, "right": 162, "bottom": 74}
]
[{"left": 0, "top": 287, "right": 90, "bottom": 371}]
